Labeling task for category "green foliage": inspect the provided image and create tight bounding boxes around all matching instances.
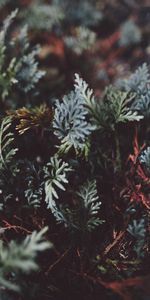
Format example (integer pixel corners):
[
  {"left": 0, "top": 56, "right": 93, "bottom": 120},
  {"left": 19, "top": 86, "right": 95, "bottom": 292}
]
[
  {"left": 43, "top": 155, "right": 72, "bottom": 210},
  {"left": 22, "top": 0, "right": 64, "bottom": 31},
  {"left": 140, "top": 147, "right": 150, "bottom": 173},
  {"left": 0, "top": 5, "right": 149, "bottom": 298},
  {"left": 0, "top": 116, "right": 18, "bottom": 210},
  {"left": 119, "top": 20, "right": 141, "bottom": 47},
  {"left": 118, "top": 63, "right": 150, "bottom": 118},
  {"left": 46, "top": 180, "right": 104, "bottom": 233},
  {"left": 0, "top": 10, "right": 45, "bottom": 107},
  {"left": 125, "top": 63, "right": 150, "bottom": 94},
  {"left": 75, "top": 74, "right": 143, "bottom": 131},
  {"left": 52, "top": 0, "right": 103, "bottom": 26},
  {"left": 123, "top": 63, "right": 149, "bottom": 95},
  {"left": 24, "top": 162, "right": 43, "bottom": 208},
  {"left": 103, "top": 87, "right": 143, "bottom": 125},
  {"left": 127, "top": 219, "right": 146, "bottom": 258},
  {"left": 0, "top": 117, "right": 18, "bottom": 172},
  {"left": 17, "top": 46, "right": 45, "bottom": 93},
  {"left": 133, "top": 92, "right": 150, "bottom": 119},
  {"left": 64, "top": 27, "right": 96, "bottom": 55},
  {"left": 0, "top": 9, "right": 19, "bottom": 100},
  {"left": 0, "top": 227, "right": 52, "bottom": 291},
  {"left": 74, "top": 73, "right": 97, "bottom": 123},
  {"left": 53, "top": 87, "right": 94, "bottom": 154},
  {"left": 76, "top": 180, "right": 104, "bottom": 232}
]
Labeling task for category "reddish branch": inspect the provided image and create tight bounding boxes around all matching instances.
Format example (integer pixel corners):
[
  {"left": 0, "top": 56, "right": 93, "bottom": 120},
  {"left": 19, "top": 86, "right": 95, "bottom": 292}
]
[
  {"left": 103, "top": 230, "right": 126, "bottom": 256},
  {"left": 127, "top": 128, "right": 150, "bottom": 209},
  {"left": 1, "top": 220, "right": 32, "bottom": 234},
  {"left": 71, "top": 270, "right": 150, "bottom": 300},
  {"left": 45, "top": 248, "right": 70, "bottom": 275}
]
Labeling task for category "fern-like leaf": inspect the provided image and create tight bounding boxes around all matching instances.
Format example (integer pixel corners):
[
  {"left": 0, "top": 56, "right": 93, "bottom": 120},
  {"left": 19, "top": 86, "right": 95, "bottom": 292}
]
[
  {"left": 127, "top": 219, "right": 146, "bottom": 258},
  {"left": 53, "top": 90, "right": 94, "bottom": 153},
  {"left": 105, "top": 87, "right": 143, "bottom": 124},
  {"left": 0, "top": 227, "right": 52, "bottom": 291},
  {"left": 120, "top": 63, "right": 150, "bottom": 96},
  {"left": 0, "top": 117, "right": 18, "bottom": 171},
  {"left": 75, "top": 74, "right": 143, "bottom": 131},
  {"left": 139, "top": 147, "right": 150, "bottom": 173},
  {"left": 0, "top": 10, "right": 45, "bottom": 103},
  {"left": 43, "top": 155, "right": 72, "bottom": 210},
  {"left": 76, "top": 180, "right": 104, "bottom": 232}
]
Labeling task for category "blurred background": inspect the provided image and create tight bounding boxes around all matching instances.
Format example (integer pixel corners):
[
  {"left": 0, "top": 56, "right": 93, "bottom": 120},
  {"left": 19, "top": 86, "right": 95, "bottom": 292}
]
[{"left": 0, "top": 0, "right": 149, "bottom": 100}]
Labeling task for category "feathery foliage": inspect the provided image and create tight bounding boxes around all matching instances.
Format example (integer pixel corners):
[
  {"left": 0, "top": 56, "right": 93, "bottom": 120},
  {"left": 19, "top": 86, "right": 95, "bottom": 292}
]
[
  {"left": 64, "top": 27, "right": 96, "bottom": 55},
  {"left": 24, "top": 162, "right": 43, "bottom": 208},
  {"left": 123, "top": 63, "right": 149, "bottom": 94},
  {"left": 0, "top": 4, "right": 149, "bottom": 299},
  {"left": 43, "top": 155, "right": 72, "bottom": 210},
  {"left": 103, "top": 87, "right": 143, "bottom": 125},
  {"left": 9, "top": 104, "right": 53, "bottom": 135},
  {"left": 0, "top": 10, "right": 45, "bottom": 107},
  {"left": 0, "top": 117, "right": 18, "bottom": 172},
  {"left": 75, "top": 74, "right": 143, "bottom": 131},
  {"left": 46, "top": 180, "right": 104, "bottom": 233},
  {"left": 119, "top": 63, "right": 150, "bottom": 118},
  {"left": 52, "top": 0, "right": 103, "bottom": 26},
  {"left": 23, "top": 0, "right": 64, "bottom": 31},
  {"left": 76, "top": 180, "right": 104, "bottom": 232},
  {"left": 0, "top": 227, "right": 51, "bottom": 291},
  {"left": 119, "top": 20, "right": 141, "bottom": 46},
  {"left": 140, "top": 147, "right": 150, "bottom": 173},
  {"left": 53, "top": 88, "right": 94, "bottom": 154},
  {"left": 127, "top": 219, "right": 146, "bottom": 258},
  {"left": 0, "top": 9, "right": 19, "bottom": 100}
]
